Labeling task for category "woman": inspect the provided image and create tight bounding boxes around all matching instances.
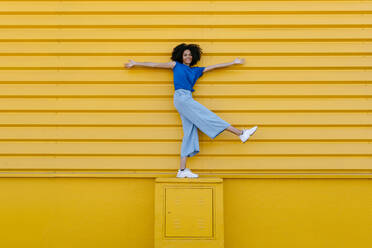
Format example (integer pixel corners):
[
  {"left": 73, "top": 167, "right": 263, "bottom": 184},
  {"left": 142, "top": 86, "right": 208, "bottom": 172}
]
[{"left": 125, "top": 43, "right": 258, "bottom": 178}]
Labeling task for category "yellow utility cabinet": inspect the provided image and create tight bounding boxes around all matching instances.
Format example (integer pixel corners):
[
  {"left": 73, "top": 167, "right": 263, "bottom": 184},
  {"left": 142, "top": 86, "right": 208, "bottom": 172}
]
[{"left": 155, "top": 178, "right": 224, "bottom": 248}]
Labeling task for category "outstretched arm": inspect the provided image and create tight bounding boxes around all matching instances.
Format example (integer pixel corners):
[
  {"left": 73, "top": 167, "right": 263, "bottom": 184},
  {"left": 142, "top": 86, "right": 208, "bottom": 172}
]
[
  {"left": 124, "top": 60, "right": 175, "bottom": 69},
  {"left": 204, "top": 57, "right": 245, "bottom": 73}
]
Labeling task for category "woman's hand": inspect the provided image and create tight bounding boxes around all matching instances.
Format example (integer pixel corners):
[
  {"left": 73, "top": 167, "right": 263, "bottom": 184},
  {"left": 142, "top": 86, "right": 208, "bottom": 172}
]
[
  {"left": 233, "top": 57, "right": 245, "bottom": 65},
  {"left": 124, "top": 59, "right": 136, "bottom": 68}
]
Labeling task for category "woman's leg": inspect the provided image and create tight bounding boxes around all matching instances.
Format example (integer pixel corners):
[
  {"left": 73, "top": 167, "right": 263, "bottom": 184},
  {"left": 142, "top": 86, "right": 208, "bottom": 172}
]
[
  {"left": 176, "top": 96, "right": 231, "bottom": 140},
  {"left": 178, "top": 114, "right": 199, "bottom": 170},
  {"left": 180, "top": 156, "right": 187, "bottom": 170},
  {"left": 180, "top": 99, "right": 244, "bottom": 139},
  {"left": 225, "top": 125, "right": 243, "bottom": 136},
  {"left": 176, "top": 95, "right": 243, "bottom": 140}
]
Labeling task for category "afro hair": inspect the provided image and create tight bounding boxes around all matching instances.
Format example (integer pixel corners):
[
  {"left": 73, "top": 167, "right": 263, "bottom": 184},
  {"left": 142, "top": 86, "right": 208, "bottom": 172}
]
[{"left": 170, "top": 43, "right": 203, "bottom": 66}]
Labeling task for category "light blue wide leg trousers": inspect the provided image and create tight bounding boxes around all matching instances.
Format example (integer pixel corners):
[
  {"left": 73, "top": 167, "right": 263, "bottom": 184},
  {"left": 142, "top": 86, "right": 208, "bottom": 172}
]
[{"left": 173, "top": 89, "right": 231, "bottom": 158}]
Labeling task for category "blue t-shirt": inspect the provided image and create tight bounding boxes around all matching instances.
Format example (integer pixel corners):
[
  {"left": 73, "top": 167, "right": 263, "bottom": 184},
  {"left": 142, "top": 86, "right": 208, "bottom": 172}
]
[{"left": 172, "top": 61, "right": 206, "bottom": 92}]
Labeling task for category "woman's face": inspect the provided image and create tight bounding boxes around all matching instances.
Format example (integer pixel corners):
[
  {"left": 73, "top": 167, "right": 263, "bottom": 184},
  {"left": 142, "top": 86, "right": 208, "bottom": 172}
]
[{"left": 182, "top": 49, "right": 192, "bottom": 65}]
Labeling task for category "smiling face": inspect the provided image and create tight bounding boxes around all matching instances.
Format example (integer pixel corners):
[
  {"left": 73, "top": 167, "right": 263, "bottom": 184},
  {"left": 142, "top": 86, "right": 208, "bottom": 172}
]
[{"left": 182, "top": 49, "right": 192, "bottom": 66}]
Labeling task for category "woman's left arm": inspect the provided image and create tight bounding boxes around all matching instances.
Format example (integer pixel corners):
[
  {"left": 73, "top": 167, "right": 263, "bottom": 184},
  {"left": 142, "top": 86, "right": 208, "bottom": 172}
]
[{"left": 203, "top": 57, "right": 245, "bottom": 73}]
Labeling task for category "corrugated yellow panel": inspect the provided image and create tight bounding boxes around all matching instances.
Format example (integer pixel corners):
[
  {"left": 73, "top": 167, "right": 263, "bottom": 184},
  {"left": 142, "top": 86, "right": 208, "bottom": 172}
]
[{"left": 0, "top": 0, "right": 370, "bottom": 173}]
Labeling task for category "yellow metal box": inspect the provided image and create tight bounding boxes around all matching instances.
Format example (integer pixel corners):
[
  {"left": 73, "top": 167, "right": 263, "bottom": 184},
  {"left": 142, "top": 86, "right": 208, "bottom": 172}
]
[{"left": 155, "top": 177, "right": 224, "bottom": 248}]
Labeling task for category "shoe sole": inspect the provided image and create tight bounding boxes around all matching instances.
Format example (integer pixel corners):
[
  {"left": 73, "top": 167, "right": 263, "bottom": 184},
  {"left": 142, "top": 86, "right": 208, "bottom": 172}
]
[{"left": 176, "top": 175, "right": 198, "bottom": 178}]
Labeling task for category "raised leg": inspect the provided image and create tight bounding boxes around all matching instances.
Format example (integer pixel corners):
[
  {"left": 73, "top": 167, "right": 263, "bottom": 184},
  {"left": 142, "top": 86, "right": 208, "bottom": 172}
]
[{"left": 225, "top": 125, "right": 243, "bottom": 136}]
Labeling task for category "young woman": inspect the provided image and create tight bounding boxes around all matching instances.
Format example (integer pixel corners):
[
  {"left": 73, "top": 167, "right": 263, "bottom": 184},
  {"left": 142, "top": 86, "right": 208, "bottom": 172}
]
[{"left": 125, "top": 43, "right": 258, "bottom": 178}]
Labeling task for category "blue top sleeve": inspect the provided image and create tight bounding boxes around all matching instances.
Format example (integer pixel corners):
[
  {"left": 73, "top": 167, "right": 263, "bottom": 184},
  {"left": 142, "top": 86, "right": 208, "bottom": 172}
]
[
  {"left": 195, "top": 66, "right": 206, "bottom": 79},
  {"left": 173, "top": 61, "right": 178, "bottom": 70}
]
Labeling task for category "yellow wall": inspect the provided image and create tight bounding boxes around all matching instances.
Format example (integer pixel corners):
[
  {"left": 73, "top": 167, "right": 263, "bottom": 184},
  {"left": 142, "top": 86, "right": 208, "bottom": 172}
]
[
  {"left": 0, "top": 177, "right": 371, "bottom": 247},
  {"left": 0, "top": 1, "right": 371, "bottom": 247},
  {"left": 0, "top": 0, "right": 370, "bottom": 172},
  {"left": 0, "top": 178, "right": 155, "bottom": 247}
]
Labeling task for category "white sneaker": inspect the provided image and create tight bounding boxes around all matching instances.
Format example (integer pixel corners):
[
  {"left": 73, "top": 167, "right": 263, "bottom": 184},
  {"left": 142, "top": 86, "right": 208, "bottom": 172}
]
[
  {"left": 176, "top": 168, "right": 199, "bottom": 178},
  {"left": 240, "top": 126, "right": 258, "bottom": 143}
]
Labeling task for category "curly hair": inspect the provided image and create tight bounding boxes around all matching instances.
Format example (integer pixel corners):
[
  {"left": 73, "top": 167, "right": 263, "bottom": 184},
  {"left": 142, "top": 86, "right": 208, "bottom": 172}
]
[{"left": 170, "top": 43, "right": 203, "bottom": 66}]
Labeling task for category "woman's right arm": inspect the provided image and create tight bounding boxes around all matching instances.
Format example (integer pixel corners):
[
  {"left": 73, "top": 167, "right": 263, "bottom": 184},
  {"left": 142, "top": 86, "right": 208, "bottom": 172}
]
[{"left": 125, "top": 60, "right": 175, "bottom": 69}]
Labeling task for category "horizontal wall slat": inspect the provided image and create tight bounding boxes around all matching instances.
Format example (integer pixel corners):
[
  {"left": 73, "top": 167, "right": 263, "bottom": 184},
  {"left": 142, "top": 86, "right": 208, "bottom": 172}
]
[
  {"left": 0, "top": 70, "right": 368, "bottom": 81},
  {"left": 0, "top": 84, "right": 370, "bottom": 96},
  {"left": 0, "top": 127, "right": 370, "bottom": 140},
  {"left": 0, "top": 98, "right": 370, "bottom": 111},
  {"left": 0, "top": 56, "right": 370, "bottom": 67},
  {"left": 0, "top": 113, "right": 370, "bottom": 125},
  {"left": 0, "top": 1, "right": 370, "bottom": 12},
  {"left": 0, "top": 15, "right": 369, "bottom": 26},
  {"left": 0, "top": 142, "right": 370, "bottom": 155},
  {"left": 0, "top": 42, "right": 370, "bottom": 54},
  {"left": 0, "top": 156, "right": 371, "bottom": 171},
  {"left": 1, "top": 28, "right": 371, "bottom": 40}
]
